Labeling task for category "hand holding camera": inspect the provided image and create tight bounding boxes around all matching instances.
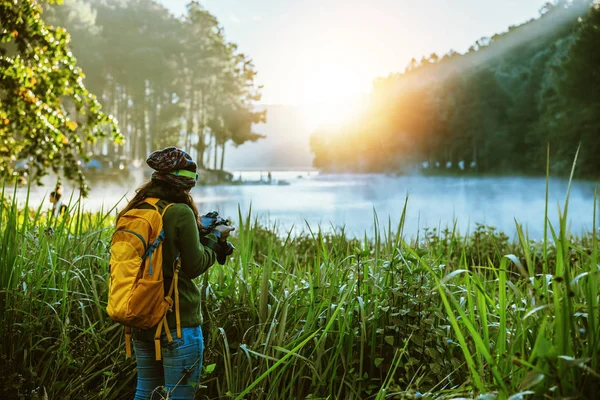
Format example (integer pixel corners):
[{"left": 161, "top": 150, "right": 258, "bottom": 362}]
[
  {"left": 200, "top": 211, "right": 235, "bottom": 242},
  {"left": 212, "top": 224, "right": 235, "bottom": 241}
]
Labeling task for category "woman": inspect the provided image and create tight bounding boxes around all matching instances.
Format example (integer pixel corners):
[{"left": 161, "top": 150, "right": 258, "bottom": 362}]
[
  {"left": 117, "top": 147, "right": 234, "bottom": 399},
  {"left": 49, "top": 184, "right": 67, "bottom": 218}
]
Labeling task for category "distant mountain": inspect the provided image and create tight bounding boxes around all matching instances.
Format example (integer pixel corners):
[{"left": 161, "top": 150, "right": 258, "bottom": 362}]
[{"left": 223, "top": 104, "right": 314, "bottom": 170}]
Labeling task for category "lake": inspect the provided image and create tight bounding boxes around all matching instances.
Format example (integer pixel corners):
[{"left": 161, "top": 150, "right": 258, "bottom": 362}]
[{"left": 15, "top": 172, "right": 599, "bottom": 239}]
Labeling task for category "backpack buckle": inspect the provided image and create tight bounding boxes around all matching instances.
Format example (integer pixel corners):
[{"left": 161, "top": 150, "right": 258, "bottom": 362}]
[{"left": 165, "top": 296, "right": 174, "bottom": 311}]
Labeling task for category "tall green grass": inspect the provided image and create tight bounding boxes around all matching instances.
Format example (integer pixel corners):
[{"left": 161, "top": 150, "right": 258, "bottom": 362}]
[{"left": 0, "top": 175, "right": 598, "bottom": 399}]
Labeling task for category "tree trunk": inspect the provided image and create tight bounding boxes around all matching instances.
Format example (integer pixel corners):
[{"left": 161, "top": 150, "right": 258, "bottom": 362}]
[
  {"left": 472, "top": 137, "right": 478, "bottom": 171},
  {"left": 148, "top": 82, "right": 160, "bottom": 152},
  {"left": 121, "top": 92, "right": 130, "bottom": 158},
  {"left": 212, "top": 135, "right": 218, "bottom": 171},
  {"left": 194, "top": 89, "right": 209, "bottom": 169},
  {"left": 131, "top": 117, "right": 138, "bottom": 163},
  {"left": 199, "top": 89, "right": 207, "bottom": 168},
  {"left": 196, "top": 141, "right": 206, "bottom": 170},
  {"left": 107, "top": 82, "right": 116, "bottom": 158},
  {"left": 185, "top": 84, "right": 195, "bottom": 151},
  {"left": 220, "top": 141, "right": 226, "bottom": 171},
  {"left": 139, "top": 95, "right": 148, "bottom": 160}
]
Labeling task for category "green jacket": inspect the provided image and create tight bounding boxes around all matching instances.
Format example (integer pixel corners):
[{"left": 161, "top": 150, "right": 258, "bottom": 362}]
[{"left": 133, "top": 186, "right": 228, "bottom": 340}]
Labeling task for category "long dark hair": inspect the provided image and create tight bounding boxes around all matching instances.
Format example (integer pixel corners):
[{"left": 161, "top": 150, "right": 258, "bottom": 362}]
[{"left": 117, "top": 180, "right": 202, "bottom": 233}]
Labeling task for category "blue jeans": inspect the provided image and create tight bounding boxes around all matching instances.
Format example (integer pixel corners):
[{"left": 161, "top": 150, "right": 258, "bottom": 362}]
[{"left": 133, "top": 326, "right": 204, "bottom": 400}]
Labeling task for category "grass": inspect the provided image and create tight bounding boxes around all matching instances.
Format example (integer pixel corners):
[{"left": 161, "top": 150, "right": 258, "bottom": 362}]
[{"left": 0, "top": 175, "right": 599, "bottom": 399}]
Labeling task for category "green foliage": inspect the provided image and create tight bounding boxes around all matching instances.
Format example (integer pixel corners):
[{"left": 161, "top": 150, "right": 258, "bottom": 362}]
[
  {"left": 557, "top": 3, "right": 600, "bottom": 175},
  {"left": 0, "top": 0, "right": 121, "bottom": 195},
  {"left": 1, "top": 182, "right": 600, "bottom": 399},
  {"left": 43, "top": 0, "right": 265, "bottom": 172},
  {"left": 311, "top": 1, "right": 599, "bottom": 177}
]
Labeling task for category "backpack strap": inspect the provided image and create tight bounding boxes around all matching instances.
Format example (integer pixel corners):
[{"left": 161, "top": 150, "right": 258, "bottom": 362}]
[
  {"left": 161, "top": 202, "right": 176, "bottom": 216},
  {"left": 140, "top": 198, "right": 175, "bottom": 216},
  {"left": 140, "top": 200, "right": 174, "bottom": 276},
  {"left": 141, "top": 197, "right": 161, "bottom": 210},
  {"left": 125, "top": 326, "right": 132, "bottom": 358},
  {"left": 173, "top": 256, "right": 182, "bottom": 338},
  {"left": 154, "top": 201, "right": 178, "bottom": 333},
  {"left": 153, "top": 256, "right": 182, "bottom": 360}
]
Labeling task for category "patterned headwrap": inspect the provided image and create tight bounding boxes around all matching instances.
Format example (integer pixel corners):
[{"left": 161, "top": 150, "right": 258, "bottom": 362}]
[{"left": 146, "top": 147, "right": 198, "bottom": 190}]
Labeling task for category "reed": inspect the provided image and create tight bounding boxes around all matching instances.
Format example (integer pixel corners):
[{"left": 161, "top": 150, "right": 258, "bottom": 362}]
[{"left": 0, "top": 173, "right": 598, "bottom": 399}]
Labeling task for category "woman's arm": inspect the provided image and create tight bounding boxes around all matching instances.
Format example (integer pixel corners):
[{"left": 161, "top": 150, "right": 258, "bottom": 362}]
[{"left": 176, "top": 205, "right": 217, "bottom": 279}]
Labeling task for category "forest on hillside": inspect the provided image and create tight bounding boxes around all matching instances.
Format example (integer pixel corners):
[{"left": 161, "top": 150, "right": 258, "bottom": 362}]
[
  {"left": 47, "top": 0, "right": 264, "bottom": 170},
  {"left": 310, "top": 0, "right": 600, "bottom": 177}
]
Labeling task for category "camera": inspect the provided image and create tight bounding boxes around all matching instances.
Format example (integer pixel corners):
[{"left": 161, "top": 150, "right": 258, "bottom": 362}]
[{"left": 199, "top": 211, "right": 231, "bottom": 236}]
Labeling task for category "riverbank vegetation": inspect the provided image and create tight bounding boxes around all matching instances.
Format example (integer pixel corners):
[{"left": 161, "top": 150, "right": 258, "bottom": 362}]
[
  {"left": 1, "top": 177, "right": 599, "bottom": 399},
  {"left": 2, "top": 1, "right": 600, "bottom": 399},
  {"left": 0, "top": 0, "right": 264, "bottom": 192},
  {"left": 43, "top": 0, "right": 266, "bottom": 170},
  {"left": 311, "top": 1, "right": 600, "bottom": 177}
]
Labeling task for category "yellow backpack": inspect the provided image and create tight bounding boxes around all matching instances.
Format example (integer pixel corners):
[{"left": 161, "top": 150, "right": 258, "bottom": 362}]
[{"left": 107, "top": 197, "right": 181, "bottom": 361}]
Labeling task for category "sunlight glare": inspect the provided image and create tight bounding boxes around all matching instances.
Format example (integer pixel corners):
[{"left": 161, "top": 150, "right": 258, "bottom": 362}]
[
  {"left": 303, "top": 97, "right": 366, "bottom": 133},
  {"left": 286, "top": 59, "right": 371, "bottom": 132}
]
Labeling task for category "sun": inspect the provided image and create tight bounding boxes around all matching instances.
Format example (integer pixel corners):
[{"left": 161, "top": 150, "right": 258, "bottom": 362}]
[
  {"left": 285, "top": 60, "right": 372, "bottom": 131},
  {"left": 303, "top": 98, "right": 365, "bottom": 132},
  {"left": 298, "top": 71, "right": 367, "bottom": 130}
]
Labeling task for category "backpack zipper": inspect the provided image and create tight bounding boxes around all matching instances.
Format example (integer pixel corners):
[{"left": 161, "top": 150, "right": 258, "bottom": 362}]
[{"left": 143, "top": 230, "right": 165, "bottom": 276}]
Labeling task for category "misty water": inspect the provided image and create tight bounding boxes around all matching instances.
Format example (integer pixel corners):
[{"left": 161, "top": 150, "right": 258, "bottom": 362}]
[
  {"left": 19, "top": 171, "right": 599, "bottom": 239},
  {"left": 206, "top": 172, "right": 598, "bottom": 239}
]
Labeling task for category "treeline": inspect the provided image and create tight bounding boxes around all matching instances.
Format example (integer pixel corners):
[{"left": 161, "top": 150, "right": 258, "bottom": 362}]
[
  {"left": 310, "top": 0, "right": 600, "bottom": 177},
  {"left": 45, "top": 0, "right": 265, "bottom": 170}
]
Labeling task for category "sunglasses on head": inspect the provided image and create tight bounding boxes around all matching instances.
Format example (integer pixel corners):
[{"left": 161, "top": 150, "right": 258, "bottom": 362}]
[{"left": 171, "top": 169, "right": 198, "bottom": 181}]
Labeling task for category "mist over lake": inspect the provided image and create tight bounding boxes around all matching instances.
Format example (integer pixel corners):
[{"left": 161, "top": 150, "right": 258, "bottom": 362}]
[
  {"left": 196, "top": 173, "right": 598, "bottom": 239},
  {"left": 22, "top": 172, "right": 597, "bottom": 239}
]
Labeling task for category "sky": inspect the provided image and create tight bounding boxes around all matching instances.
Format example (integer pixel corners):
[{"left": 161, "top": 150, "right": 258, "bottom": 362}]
[{"left": 158, "top": 0, "right": 549, "bottom": 106}]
